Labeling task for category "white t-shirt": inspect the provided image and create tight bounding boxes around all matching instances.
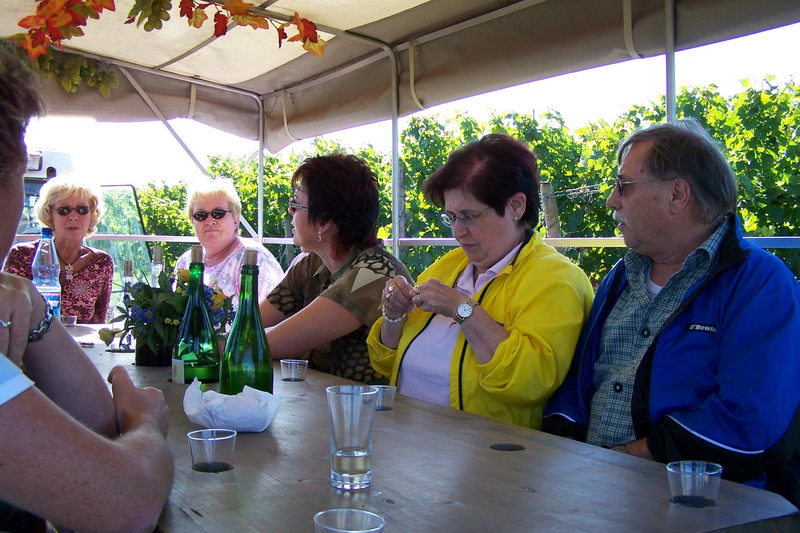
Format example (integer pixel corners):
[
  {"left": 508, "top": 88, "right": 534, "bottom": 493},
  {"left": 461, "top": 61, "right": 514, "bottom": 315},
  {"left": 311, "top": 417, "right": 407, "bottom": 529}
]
[
  {"left": 175, "top": 237, "right": 284, "bottom": 310},
  {"left": 0, "top": 353, "right": 33, "bottom": 407}
]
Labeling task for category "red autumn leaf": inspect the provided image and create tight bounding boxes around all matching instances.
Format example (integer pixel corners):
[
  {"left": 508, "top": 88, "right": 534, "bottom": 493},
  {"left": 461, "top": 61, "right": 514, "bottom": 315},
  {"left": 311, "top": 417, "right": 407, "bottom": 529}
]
[
  {"left": 222, "top": 0, "right": 253, "bottom": 16},
  {"left": 38, "top": 0, "right": 70, "bottom": 20},
  {"left": 46, "top": 25, "right": 66, "bottom": 40},
  {"left": 22, "top": 33, "right": 49, "bottom": 60},
  {"left": 179, "top": 0, "right": 194, "bottom": 19},
  {"left": 213, "top": 11, "right": 228, "bottom": 37},
  {"left": 298, "top": 17, "right": 318, "bottom": 43},
  {"left": 48, "top": 10, "right": 74, "bottom": 28},
  {"left": 66, "top": 8, "right": 87, "bottom": 26},
  {"left": 302, "top": 35, "right": 326, "bottom": 57},
  {"left": 276, "top": 24, "right": 287, "bottom": 47},
  {"left": 18, "top": 15, "right": 47, "bottom": 29},
  {"left": 88, "top": 0, "right": 115, "bottom": 12}
]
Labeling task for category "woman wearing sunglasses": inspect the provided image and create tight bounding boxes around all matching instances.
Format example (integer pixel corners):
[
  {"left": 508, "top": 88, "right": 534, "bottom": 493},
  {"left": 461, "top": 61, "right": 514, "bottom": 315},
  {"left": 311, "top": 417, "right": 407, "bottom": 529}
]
[
  {"left": 368, "top": 134, "right": 594, "bottom": 429},
  {"left": 174, "top": 178, "right": 283, "bottom": 309},
  {"left": 3, "top": 176, "right": 113, "bottom": 323},
  {"left": 260, "top": 154, "right": 411, "bottom": 383}
]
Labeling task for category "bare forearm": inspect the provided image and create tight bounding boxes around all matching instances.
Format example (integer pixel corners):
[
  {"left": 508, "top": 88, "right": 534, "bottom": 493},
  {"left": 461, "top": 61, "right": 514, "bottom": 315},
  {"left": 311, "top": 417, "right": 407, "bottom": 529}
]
[
  {"left": 379, "top": 318, "right": 407, "bottom": 349},
  {"left": 624, "top": 438, "right": 654, "bottom": 460},
  {"left": 23, "top": 325, "right": 117, "bottom": 436}
]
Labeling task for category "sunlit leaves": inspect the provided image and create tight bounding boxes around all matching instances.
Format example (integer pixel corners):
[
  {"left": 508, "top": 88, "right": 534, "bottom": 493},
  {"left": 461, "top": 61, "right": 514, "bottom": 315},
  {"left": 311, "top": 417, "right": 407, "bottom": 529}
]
[{"left": 13, "top": 0, "right": 115, "bottom": 59}]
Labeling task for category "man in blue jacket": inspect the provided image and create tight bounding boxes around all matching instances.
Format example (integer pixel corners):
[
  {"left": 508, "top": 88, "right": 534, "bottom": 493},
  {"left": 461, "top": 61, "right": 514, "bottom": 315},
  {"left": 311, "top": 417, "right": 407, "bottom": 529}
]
[{"left": 543, "top": 119, "right": 800, "bottom": 506}]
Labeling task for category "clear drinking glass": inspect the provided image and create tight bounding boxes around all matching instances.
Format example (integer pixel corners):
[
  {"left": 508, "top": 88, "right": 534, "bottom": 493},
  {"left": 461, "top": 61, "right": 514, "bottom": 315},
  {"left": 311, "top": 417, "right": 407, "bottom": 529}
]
[{"left": 326, "top": 385, "right": 379, "bottom": 490}]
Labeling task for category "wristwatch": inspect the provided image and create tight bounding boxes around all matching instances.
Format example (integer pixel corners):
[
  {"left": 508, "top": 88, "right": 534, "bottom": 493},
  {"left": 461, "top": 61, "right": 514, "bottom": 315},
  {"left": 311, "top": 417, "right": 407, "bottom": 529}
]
[{"left": 454, "top": 299, "right": 477, "bottom": 325}]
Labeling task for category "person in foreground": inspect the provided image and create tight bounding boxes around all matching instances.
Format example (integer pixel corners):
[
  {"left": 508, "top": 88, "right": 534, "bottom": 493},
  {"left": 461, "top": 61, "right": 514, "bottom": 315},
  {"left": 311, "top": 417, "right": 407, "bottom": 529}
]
[
  {"left": 543, "top": 119, "right": 800, "bottom": 505},
  {"left": 3, "top": 176, "right": 113, "bottom": 323},
  {"left": 368, "top": 134, "right": 594, "bottom": 428},
  {"left": 175, "top": 177, "right": 283, "bottom": 310},
  {"left": 260, "top": 154, "right": 411, "bottom": 383},
  {"left": 0, "top": 45, "right": 173, "bottom": 533}
]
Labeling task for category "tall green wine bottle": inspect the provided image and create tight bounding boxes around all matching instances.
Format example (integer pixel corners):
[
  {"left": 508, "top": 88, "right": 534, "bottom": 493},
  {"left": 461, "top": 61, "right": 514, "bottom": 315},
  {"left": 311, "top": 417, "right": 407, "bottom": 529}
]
[
  {"left": 220, "top": 250, "right": 273, "bottom": 394},
  {"left": 173, "top": 245, "right": 220, "bottom": 384}
]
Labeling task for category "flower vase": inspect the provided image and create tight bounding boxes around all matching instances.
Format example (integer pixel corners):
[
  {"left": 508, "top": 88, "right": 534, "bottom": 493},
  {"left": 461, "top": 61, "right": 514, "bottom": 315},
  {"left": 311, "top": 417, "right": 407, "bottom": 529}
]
[{"left": 135, "top": 339, "right": 172, "bottom": 367}]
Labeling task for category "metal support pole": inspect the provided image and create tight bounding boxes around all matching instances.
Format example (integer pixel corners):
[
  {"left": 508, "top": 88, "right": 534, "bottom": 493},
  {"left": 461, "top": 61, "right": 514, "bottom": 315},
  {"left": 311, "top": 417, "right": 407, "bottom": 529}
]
[
  {"left": 257, "top": 96, "right": 265, "bottom": 243},
  {"left": 390, "top": 52, "right": 401, "bottom": 256},
  {"left": 117, "top": 66, "right": 210, "bottom": 177},
  {"left": 665, "top": 0, "right": 677, "bottom": 122}
]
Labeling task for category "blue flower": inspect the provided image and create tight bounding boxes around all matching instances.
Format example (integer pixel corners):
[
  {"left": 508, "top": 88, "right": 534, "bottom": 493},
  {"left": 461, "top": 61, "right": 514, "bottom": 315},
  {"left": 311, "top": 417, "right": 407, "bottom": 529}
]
[
  {"left": 203, "top": 285, "right": 215, "bottom": 307},
  {"left": 131, "top": 282, "right": 146, "bottom": 292},
  {"left": 130, "top": 305, "right": 144, "bottom": 322},
  {"left": 209, "top": 307, "right": 225, "bottom": 327},
  {"left": 142, "top": 308, "right": 155, "bottom": 323}
]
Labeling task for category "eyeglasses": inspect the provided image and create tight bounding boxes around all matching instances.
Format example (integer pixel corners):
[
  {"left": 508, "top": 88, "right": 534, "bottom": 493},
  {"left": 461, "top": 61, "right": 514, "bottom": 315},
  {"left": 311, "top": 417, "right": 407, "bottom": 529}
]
[
  {"left": 191, "top": 209, "right": 230, "bottom": 222},
  {"left": 287, "top": 199, "right": 309, "bottom": 215},
  {"left": 612, "top": 176, "right": 676, "bottom": 197},
  {"left": 55, "top": 205, "right": 90, "bottom": 216},
  {"left": 440, "top": 206, "right": 491, "bottom": 228}
]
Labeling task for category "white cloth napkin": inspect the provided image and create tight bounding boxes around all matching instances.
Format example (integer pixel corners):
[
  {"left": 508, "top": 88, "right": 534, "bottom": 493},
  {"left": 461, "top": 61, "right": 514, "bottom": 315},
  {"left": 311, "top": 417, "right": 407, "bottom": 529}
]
[{"left": 183, "top": 379, "right": 281, "bottom": 432}]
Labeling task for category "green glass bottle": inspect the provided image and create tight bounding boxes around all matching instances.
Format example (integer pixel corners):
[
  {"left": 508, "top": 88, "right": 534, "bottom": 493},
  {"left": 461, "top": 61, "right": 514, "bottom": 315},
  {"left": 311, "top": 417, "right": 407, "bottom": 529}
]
[
  {"left": 173, "top": 245, "right": 220, "bottom": 384},
  {"left": 220, "top": 250, "right": 273, "bottom": 394}
]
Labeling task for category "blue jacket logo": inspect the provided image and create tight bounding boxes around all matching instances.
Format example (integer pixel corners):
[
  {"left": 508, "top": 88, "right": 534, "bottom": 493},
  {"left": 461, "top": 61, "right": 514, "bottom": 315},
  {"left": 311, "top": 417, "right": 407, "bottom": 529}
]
[{"left": 687, "top": 323, "right": 717, "bottom": 334}]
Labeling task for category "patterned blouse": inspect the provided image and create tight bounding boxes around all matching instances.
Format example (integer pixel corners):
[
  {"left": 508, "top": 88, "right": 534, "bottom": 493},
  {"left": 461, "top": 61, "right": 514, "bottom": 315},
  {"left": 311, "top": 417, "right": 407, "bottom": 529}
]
[
  {"left": 174, "top": 237, "right": 284, "bottom": 310},
  {"left": 3, "top": 240, "right": 114, "bottom": 323},
  {"left": 268, "top": 244, "right": 411, "bottom": 384}
]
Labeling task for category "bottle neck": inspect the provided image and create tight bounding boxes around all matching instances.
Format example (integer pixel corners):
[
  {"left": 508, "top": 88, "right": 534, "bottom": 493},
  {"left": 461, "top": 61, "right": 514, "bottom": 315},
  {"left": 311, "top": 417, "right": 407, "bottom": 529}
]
[
  {"left": 238, "top": 264, "right": 258, "bottom": 311},
  {"left": 189, "top": 261, "right": 205, "bottom": 297}
]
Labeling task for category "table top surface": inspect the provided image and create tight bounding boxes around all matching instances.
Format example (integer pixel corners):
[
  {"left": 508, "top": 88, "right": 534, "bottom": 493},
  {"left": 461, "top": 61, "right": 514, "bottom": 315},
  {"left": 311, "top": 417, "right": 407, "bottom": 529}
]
[{"left": 73, "top": 326, "right": 797, "bottom": 533}]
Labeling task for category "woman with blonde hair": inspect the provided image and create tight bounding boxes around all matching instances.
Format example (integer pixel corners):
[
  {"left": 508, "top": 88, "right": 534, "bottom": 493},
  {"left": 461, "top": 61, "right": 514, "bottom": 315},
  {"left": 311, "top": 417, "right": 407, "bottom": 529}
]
[
  {"left": 175, "top": 177, "right": 283, "bottom": 309},
  {"left": 3, "top": 176, "right": 113, "bottom": 323}
]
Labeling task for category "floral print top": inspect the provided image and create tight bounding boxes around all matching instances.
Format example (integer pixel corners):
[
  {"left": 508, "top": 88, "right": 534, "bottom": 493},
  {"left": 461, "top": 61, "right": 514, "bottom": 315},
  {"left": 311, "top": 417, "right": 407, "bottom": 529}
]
[
  {"left": 3, "top": 240, "right": 114, "bottom": 323},
  {"left": 175, "top": 237, "right": 284, "bottom": 310}
]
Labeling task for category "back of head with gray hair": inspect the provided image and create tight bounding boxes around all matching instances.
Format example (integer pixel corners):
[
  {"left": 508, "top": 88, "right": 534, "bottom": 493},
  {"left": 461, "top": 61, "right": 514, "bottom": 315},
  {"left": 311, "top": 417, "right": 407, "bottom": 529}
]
[
  {"left": 0, "top": 44, "right": 44, "bottom": 182},
  {"left": 617, "top": 118, "right": 737, "bottom": 224}
]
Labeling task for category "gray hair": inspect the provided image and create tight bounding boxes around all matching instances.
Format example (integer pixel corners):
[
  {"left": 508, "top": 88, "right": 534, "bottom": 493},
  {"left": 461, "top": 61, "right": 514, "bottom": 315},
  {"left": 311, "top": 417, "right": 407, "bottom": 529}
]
[
  {"left": 617, "top": 118, "right": 737, "bottom": 224},
  {"left": 0, "top": 44, "right": 44, "bottom": 181}
]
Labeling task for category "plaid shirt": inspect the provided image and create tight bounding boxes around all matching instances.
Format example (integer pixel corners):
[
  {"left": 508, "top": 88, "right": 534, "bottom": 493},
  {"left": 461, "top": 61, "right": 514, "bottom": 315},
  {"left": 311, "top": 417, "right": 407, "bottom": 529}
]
[{"left": 586, "top": 218, "right": 730, "bottom": 447}]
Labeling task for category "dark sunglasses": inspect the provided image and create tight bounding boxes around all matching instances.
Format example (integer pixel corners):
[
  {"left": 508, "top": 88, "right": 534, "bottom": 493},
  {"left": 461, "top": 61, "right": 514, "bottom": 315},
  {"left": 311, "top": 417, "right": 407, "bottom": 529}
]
[
  {"left": 192, "top": 208, "right": 230, "bottom": 222},
  {"left": 55, "top": 205, "right": 90, "bottom": 216}
]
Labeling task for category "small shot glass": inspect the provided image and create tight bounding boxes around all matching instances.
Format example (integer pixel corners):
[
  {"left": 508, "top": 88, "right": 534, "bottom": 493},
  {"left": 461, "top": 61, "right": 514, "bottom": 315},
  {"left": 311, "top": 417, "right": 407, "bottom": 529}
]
[
  {"left": 313, "top": 509, "right": 385, "bottom": 533},
  {"left": 61, "top": 315, "right": 78, "bottom": 327},
  {"left": 187, "top": 429, "right": 237, "bottom": 473},
  {"left": 373, "top": 385, "right": 396, "bottom": 411},
  {"left": 666, "top": 460, "right": 722, "bottom": 508},
  {"left": 281, "top": 359, "right": 309, "bottom": 382}
]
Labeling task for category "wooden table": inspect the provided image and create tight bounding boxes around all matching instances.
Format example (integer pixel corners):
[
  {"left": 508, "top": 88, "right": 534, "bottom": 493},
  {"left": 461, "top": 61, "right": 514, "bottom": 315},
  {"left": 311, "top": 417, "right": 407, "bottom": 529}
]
[{"left": 72, "top": 326, "right": 797, "bottom": 533}]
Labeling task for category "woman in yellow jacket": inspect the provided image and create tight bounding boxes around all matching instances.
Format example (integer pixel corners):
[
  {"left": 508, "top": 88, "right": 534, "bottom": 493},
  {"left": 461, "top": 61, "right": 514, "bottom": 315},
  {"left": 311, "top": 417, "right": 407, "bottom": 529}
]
[{"left": 367, "top": 134, "right": 593, "bottom": 429}]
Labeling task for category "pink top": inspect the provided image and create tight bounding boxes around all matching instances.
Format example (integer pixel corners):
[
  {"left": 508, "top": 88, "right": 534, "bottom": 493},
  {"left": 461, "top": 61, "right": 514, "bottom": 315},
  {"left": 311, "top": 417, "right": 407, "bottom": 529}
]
[
  {"left": 175, "top": 237, "right": 284, "bottom": 309},
  {"left": 397, "top": 241, "right": 524, "bottom": 406},
  {"left": 3, "top": 240, "right": 114, "bottom": 323}
]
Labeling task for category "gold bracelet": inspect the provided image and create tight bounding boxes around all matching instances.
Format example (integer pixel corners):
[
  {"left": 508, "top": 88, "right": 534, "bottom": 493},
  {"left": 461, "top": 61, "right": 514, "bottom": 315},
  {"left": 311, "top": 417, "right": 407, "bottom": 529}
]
[{"left": 381, "top": 307, "right": 406, "bottom": 323}]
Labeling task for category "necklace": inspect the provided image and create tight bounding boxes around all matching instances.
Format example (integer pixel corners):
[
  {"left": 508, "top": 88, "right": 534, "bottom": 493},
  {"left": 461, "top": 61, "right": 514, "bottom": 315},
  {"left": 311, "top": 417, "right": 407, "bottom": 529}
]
[{"left": 55, "top": 245, "right": 83, "bottom": 282}]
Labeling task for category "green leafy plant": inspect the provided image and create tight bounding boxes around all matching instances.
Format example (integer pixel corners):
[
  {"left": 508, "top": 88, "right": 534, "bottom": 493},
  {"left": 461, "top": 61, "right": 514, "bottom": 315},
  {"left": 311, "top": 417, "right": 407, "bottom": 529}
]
[{"left": 98, "top": 269, "right": 234, "bottom": 352}]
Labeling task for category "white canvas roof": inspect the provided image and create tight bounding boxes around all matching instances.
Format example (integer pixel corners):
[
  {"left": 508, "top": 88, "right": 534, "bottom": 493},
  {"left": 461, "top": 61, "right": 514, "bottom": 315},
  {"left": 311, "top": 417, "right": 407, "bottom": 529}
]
[{"left": 2, "top": 0, "right": 799, "bottom": 153}]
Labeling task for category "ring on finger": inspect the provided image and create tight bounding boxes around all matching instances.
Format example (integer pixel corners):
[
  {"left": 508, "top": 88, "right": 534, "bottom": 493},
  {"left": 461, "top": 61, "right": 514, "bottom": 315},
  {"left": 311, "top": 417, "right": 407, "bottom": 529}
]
[
  {"left": 385, "top": 292, "right": 393, "bottom": 302},
  {"left": 0, "top": 319, "right": 10, "bottom": 328},
  {"left": 413, "top": 286, "right": 421, "bottom": 295},
  {"left": 388, "top": 285, "right": 395, "bottom": 293}
]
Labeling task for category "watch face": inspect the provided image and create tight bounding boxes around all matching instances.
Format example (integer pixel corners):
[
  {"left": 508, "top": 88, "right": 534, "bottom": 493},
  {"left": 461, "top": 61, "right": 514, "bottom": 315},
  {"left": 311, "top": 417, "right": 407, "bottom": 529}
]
[{"left": 457, "top": 302, "right": 473, "bottom": 319}]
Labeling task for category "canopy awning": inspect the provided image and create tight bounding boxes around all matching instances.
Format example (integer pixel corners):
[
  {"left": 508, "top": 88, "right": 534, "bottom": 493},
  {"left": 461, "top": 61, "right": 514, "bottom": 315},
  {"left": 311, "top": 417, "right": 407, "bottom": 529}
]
[{"left": 2, "top": 0, "right": 799, "bottom": 153}]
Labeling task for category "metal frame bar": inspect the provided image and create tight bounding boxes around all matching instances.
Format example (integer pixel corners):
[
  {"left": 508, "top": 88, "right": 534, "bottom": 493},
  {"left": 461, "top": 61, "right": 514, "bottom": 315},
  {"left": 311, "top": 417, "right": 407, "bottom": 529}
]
[
  {"left": 665, "top": 0, "right": 677, "bottom": 122},
  {"left": 14, "top": 234, "right": 800, "bottom": 251}
]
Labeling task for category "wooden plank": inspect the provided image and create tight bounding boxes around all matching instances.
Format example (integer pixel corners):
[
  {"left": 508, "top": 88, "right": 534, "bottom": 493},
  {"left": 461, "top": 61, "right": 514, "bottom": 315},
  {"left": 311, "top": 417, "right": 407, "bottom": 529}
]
[{"left": 77, "top": 335, "right": 797, "bottom": 533}]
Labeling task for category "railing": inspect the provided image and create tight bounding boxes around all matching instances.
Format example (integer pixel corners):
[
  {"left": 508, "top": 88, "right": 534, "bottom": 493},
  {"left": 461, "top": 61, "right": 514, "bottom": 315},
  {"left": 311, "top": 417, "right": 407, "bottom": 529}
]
[{"left": 13, "top": 234, "right": 800, "bottom": 249}]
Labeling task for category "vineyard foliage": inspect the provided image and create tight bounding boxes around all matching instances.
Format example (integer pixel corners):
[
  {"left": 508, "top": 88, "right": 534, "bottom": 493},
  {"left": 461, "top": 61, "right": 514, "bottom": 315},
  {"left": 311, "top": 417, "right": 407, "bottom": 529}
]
[{"left": 130, "top": 80, "right": 800, "bottom": 282}]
